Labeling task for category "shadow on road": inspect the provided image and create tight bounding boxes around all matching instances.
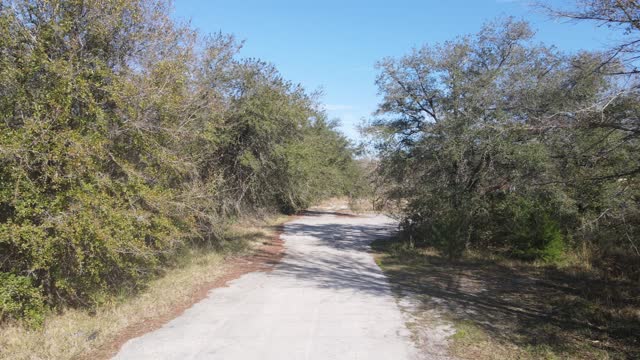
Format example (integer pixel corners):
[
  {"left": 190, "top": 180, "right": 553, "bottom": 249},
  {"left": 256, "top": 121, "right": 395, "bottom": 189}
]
[{"left": 265, "top": 220, "right": 398, "bottom": 297}]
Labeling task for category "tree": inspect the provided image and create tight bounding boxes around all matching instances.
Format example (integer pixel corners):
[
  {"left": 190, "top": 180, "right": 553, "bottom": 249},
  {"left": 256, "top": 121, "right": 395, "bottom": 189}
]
[
  {"left": 0, "top": 0, "right": 363, "bottom": 323},
  {"left": 540, "top": 0, "right": 640, "bottom": 259},
  {"left": 368, "top": 18, "right": 637, "bottom": 261},
  {"left": 540, "top": 0, "right": 640, "bottom": 75}
]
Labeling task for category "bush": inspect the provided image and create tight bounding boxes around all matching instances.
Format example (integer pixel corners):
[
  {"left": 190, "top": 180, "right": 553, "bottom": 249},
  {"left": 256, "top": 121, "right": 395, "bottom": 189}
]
[
  {"left": 428, "top": 212, "right": 469, "bottom": 260},
  {"left": 502, "top": 199, "right": 566, "bottom": 263},
  {"left": 0, "top": 0, "right": 362, "bottom": 322},
  {"left": 0, "top": 273, "right": 45, "bottom": 327},
  {"left": 368, "top": 17, "right": 639, "bottom": 272},
  {"left": 537, "top": 217, "right": 566, "bottom": 263}
]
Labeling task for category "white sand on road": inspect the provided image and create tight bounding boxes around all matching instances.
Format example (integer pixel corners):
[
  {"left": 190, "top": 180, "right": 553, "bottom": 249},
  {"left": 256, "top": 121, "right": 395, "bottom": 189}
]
[{"left": 113, "top": 211, "right": 418, "bottom": 360}]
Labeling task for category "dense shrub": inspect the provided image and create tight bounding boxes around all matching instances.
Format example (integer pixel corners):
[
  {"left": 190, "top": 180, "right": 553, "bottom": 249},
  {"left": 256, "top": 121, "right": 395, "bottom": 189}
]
[
  {"left": 0, "top": 273, "right": 45, "bottom": 327},
  {"left": 369, "top": 18, "right": 639, "bottom": 266},
  {"left": 0, "top": 0, "right": 362, "bottom": 321},
  {"left": 508, "top": 213, "right": 566, "bottom": 263}
]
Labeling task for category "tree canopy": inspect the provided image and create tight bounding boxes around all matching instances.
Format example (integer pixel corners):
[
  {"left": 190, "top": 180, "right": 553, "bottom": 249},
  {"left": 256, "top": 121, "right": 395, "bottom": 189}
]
[
  {"left": 368, "top": 16, "right": 640, "bottom": 266},
  {"left": 0, "top": 0, "right": 363, "bottom": 325}
]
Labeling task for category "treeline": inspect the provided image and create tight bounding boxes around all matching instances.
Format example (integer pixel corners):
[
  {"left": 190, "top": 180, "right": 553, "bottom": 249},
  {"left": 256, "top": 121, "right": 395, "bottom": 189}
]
[
  {"left": 368, "top": 5, "right": 639, "bottom": 272},
  {"left": 0, "top": 0, "right": 361, "bottom": 325}
]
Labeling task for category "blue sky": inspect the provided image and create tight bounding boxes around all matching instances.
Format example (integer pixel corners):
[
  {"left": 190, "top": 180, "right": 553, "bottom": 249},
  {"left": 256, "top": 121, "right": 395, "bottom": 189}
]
[{"left": 173, "top": 0, "right": 620, "bottom": 140}]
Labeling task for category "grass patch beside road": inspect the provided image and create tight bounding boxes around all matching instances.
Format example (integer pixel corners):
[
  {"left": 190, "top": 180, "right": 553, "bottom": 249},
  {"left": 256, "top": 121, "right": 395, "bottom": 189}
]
[
  {"left": 371, "top": 238, "right": 640, "bottom": 360},
  {"left": 0, "top": 214, "right": 289, "bottom": 360}
]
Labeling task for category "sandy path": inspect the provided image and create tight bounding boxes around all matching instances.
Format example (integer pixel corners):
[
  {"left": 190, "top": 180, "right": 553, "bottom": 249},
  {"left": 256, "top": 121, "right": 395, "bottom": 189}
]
[{"left": 113, "top": 210, "right": 417, "bottom": 360}]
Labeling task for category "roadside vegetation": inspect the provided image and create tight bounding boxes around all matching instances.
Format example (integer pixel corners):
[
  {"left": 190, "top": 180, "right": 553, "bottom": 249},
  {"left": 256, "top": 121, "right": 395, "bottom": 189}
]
[
  {"left": 373, "top": 238, "right": 639, "bottom": 359},
  {"left": 1, "top": 215, "right": 288, "bottom": 360},
  {"left": 366, "top": 0, "right": 640, "bottom": 285},
  {"left": 2, "top": 0, "right": 639, "bottom": 359},
  {"left": 0, "top": 0, "right": 363, "bottom": 338},
  {"left": 367, "top": 1, "right": 640, "bottom": 358}
]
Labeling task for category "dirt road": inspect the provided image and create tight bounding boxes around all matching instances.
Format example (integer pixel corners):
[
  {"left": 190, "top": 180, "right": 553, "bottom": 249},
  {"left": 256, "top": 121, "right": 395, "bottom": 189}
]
[{"left": 113, "top": 210, "right": 417, "bottom": 359}]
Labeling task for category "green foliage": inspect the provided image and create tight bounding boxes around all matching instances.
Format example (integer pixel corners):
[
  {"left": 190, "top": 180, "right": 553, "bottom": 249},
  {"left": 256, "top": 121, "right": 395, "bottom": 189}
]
[
  {"left": 369, "top": 17, "right": 639, "bottom": 266},
  {"left": 0, "top": 273, "right": 45, "bottom": 327},
  {"left": 501, "top": 200, "right": 566, "bottom": 263},
  {"left": 0, "top": 0, "right": 363, "bottom": 321},
  {"left": 403, "top": 206, "right": 470, "bottom": 259},
  {"left": 539, "top": 221, "right": 565, "bottom": 263}
]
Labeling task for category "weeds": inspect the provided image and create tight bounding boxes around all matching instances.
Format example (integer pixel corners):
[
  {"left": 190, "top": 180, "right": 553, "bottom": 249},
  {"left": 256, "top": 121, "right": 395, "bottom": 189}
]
[
  {"left": 372, "top": 237, "right": 640, "bottom": 359},
  {"left": 0, "top": 215, "right": 288, "bottom": 360}
]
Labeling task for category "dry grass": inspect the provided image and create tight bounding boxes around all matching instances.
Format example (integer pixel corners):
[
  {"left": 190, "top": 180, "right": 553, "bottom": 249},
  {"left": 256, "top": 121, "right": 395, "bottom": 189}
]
[
  {"left": 371, "top": 239, "right": 640, "bottom": 360},
  {"left": 347, "top": 197, "right": 376, "bottom": 213},
  {"left": 310, "top": 196, "right": 353, "bottom": 211},
  {"left": 312, "top": 196, "right": 402, "bottom": 216},
  {"left": 0, "top": 214, "right": 289, "bottom": 360}
]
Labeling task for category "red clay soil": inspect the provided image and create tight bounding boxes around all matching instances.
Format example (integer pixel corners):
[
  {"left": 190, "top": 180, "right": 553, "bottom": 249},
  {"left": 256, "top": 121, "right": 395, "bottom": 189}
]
[{"left": 80, "top": 221, "right": 289, "bottom": 360}]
